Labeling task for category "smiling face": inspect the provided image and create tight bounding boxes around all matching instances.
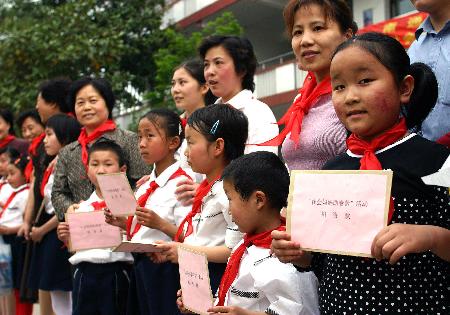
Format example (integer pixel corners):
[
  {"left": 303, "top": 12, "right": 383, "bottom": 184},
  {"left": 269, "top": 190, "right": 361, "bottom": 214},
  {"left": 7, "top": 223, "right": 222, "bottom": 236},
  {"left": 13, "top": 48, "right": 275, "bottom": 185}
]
[
  {"left": 331, "top": 46, "right": 413, "bottom": 141},
  {"left": 203, "top": 45, "right": 243, "bottom": 102},
  {"left": 21, "top": 117, "right": 44, "bottom": 143},
  {"left": 74, "top": 85, "right": 109, "bottom": 132},
  {"left": 171, "top": 67, "right": 208, "bottom": 115},
  {"left": 291, "top": 3, "right": 350, "bottom": 82}
]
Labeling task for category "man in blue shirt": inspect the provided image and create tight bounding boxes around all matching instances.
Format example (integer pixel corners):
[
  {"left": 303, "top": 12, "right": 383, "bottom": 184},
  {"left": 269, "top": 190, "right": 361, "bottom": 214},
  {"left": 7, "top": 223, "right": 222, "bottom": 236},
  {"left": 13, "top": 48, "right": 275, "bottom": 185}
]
[{"left": 408, "top": 0, "right": 450, "bottom": 141}]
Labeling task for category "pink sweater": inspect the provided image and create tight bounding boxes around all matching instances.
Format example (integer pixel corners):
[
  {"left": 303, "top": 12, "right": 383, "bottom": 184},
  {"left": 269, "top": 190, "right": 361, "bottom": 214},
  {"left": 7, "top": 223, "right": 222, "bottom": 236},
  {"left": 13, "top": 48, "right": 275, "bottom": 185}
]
[{"left": 281, "top": 94, "right": 347, "bottom": 171}]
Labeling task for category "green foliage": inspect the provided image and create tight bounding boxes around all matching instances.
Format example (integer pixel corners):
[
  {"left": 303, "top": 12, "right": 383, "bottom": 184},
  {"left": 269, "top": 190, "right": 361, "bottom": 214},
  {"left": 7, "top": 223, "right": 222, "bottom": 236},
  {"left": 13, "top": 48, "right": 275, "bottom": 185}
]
[
  {"left": 145, "top": 11, "right": 243, "bottom": 110},
  {"left": 0, "top": 0, "right": 165, "bottom": 112}
]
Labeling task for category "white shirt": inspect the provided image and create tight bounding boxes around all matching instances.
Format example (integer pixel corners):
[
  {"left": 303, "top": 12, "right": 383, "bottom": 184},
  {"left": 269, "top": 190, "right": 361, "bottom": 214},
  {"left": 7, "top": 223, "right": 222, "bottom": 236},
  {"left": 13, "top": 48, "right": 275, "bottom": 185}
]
[
  {"left": 183, "top": 180, "right": 242, "bottom": 249},
  {"left": 43, "top": 171, "right": 55, "bottom": 215},
  {"left": 0, "top": 184, "right": 29, "bottom": 228},
  {"left": 69, "top": 191, "right": 133, "bottom": 265},
  {"left": 0, "top": 178, "right": 13, "bottom": 204},
  {"left": 220, "top": 242, "right": 320, "bottom": 315},
  {"left": 130, "top": 161, "right": 191, "bottom": 243},
  {"left": 175, "top": 139, "right": 204, "bottom": 183},
  {"left": 216, "top": 90, "right": 279, "bottom": 155}
]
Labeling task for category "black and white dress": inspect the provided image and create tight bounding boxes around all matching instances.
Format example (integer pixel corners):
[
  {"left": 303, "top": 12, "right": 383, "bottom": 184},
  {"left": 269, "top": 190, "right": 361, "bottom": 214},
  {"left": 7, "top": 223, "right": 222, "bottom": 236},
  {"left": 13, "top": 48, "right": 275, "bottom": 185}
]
[{"left": 316, "top": 134, "right": 450, "bottom": 314}]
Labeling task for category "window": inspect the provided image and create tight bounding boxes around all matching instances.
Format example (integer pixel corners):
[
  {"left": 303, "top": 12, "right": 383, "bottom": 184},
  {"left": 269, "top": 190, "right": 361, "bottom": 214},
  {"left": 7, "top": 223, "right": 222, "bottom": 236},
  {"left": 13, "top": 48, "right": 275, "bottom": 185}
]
[{"left": 390, "top": 0, "right": 415, "bottom": 18}]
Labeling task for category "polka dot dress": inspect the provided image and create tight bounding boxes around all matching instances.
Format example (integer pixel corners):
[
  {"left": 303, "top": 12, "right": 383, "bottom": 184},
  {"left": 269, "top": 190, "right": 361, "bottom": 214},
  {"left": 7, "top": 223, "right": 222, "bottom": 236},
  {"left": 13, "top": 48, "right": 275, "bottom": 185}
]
[{"left": 319, "top": 135, "right": 450, "bottom": 314}]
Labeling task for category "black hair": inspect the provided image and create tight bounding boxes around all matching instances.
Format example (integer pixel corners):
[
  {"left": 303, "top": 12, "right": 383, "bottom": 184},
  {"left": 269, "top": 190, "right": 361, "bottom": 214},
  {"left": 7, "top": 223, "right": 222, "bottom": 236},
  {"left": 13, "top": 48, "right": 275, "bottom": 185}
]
[
  {"left": 198, "top": 36, "right": 257, "bottom": 92},
  {"left": 222, "top": 151, "right": 290, "bottom": 210},
  {"left": 68, "top": 77, "right": 115, "bottom": 119},
  {"left": 16, "top": 109, "right": 44, "bottom": 129},
  {"left": 87, "top": 140, "right": 128, "bottom": 169},
  {"left": 0, "top": 147, "right": 20, "bottom": 162},
  {"left": 175, "top": 59, "right": 217, "bottom": 105},
  {"left": 333, "top": 32, "right": 438, "bottom": 130},
  {"left": 10, "top": 153, "right": 29, "bottom": 174},
  {"left": 46, "top": 114, "right": 81, "bottom": 146},
  {"left": 0, "top": 109, "right": 15, "bottom": 135},
  {"left": 283, "top": 0, "right": 357, "bottom": 37},
  {"left": 140, "top": 108, "right": 184, "bottom": 150},
  {"left": 187, "top": 103, "right": 248, "bottom": 162},
  {"left": 38, "top": 78, "right": 72, "bottom": 113}
]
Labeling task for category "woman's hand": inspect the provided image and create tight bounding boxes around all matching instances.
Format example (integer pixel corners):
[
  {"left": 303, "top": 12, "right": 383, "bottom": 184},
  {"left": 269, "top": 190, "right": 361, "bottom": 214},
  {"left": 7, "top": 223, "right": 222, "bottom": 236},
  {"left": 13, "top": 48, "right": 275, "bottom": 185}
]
[
  {"left": 67, "top": 203, "right": 80, "bottom": 213},
  {"left": 57, "top": 222, "right": 70, "bottom": 243},
  {"left": 270, "top": 230, "right": 311, "bottom": 267},
  {"left": 175, "top": 179, "right": 199, "bottom": 206}
]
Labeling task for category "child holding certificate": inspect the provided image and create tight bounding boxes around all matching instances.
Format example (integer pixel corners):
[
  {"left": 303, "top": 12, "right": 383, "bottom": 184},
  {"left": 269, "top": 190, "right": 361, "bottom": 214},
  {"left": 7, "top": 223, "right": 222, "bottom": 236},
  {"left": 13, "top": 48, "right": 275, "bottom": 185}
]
[
  {"left": 178, "top": 152, "right": 320, "bottom": 315},
  {"left": 27, "top": 114, "right": 80, "bottom": 315},
  {"left": 0, "top": 153, "right": 31, "bottom": 314},
  {"left": 156, "top": 104, "right": 247, "bottom": 295},
  {"left": 57, "top": 140, "right": 133, "bottom": 315},
  {"left": 105, "top": 109, "right": 192, "bottom": 314},
  {"left": 272, "top": 33, "right": 450, "bottom": 314}
]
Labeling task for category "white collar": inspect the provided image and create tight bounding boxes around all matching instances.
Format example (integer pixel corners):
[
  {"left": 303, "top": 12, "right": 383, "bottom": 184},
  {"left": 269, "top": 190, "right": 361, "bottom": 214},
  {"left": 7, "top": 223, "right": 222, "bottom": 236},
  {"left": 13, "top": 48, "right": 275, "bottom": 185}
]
[
  {"left": 347, "top": 133, "right": 416, "bottom": 158},
  {"left": 11, "top": 183, "right": 29, "bottom": 192},
  {"left": 215, "top": 90, "right": 253, "bottom": 110},
  {"left": 149, "top": 161, "right": 182, "bottom": 187}
]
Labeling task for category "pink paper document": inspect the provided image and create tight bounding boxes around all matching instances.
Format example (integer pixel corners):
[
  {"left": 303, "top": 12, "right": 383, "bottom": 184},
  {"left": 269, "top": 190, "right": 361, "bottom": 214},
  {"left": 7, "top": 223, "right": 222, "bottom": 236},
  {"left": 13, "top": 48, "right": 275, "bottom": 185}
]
[
  {"left": 96, "top": 172, "right": 137, "bottom": 216},
  {"left": 178, "top": 246, "right": 214, "bottom": 315},
  {"left": 67, "top": 211, "right": 122, "bottom": 251},
  {"left": 287, "top": 170, "right": 392, "bottom": 257}
]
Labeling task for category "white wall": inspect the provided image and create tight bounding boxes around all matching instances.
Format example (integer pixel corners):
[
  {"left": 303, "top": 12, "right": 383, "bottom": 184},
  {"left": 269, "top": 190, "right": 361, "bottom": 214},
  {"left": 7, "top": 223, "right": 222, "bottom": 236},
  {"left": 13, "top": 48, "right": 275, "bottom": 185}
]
[{"left": 353, "top": 0, "right": 389, "bottom": 29}]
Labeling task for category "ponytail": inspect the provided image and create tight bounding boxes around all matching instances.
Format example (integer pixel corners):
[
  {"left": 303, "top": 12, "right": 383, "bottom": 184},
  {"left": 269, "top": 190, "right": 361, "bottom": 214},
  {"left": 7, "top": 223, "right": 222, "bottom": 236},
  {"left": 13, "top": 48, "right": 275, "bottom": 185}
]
[{"left": 402, "top": 62, "right": 438, "bottom": 130}]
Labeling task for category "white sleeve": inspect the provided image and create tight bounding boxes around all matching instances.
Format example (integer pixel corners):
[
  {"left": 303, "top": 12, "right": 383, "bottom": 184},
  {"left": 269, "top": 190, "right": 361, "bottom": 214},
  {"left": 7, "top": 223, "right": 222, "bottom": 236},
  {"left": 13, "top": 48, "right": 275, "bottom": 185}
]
[
  {"left": 217, "top": 188, "right": 243, "bottom": 249},
  {"left": 253, "top": 259, "right": 320, "bottom": 315}
]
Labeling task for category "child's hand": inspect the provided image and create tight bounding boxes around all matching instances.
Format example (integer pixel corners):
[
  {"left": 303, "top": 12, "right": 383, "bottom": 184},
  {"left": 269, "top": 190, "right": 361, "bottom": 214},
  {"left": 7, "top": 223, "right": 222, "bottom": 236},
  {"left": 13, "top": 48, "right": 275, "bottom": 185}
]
[
  {"left": 17, "top": 222, "right": 31, "bottom": 240},
  {"left": 155, "top": 241, "right": 180, "bottom": 263},
  {"left": 104, "top": 208, "right": 126, "bottom": 229},
  {"left": 30, "top": 226, "right": 46, "bottom": 243},
  {"left": 371, "top": 224, "right": 436, "bottom": 264},
  {"left": 0, "top": 225, "right": 12, "bottom": 235},
  {"left": 57, "top": 222, "right": 70, "bottom": 243},
  {"left": 207, "top": 306, "right": 256, "bottom": 315},
  {"left": 135, "top": 206, "right": 163, "bottom": 230},
  {"left": 146, "top": 251, "right": 167, "bottom": 264},
  {"left": 271, "top": 230, "right": 310, "bottom": 266},
  {"left": 136, "top": 175, "right": 151, "bottom": 188},
  {"left": 176, "top": 289, "right": 195, "bottom": 314},
  {"left": 175, "top": 179, "right": 199, "bottom": 206}
]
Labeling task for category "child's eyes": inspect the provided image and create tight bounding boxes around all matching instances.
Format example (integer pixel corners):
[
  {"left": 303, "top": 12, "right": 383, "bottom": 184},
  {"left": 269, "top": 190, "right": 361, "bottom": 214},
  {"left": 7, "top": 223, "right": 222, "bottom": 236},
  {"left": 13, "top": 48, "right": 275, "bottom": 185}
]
[
  {"left": 359, "top": 78, "right": 373, "bottom": 85},
  {"left": 333, "top": 84, "right": 345, "bottom": 91}
]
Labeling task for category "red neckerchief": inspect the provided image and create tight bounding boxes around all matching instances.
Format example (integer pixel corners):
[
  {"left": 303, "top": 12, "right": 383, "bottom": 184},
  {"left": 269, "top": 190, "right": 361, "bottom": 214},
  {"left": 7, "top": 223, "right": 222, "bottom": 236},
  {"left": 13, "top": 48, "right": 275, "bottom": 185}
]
[
  {"left": 40, "top": 164, "right": 54, "bottom": 197},
  {"left": 91, "top": 200, "right": 106, "bottom": 211},
  {"left": 29, "top": 133, "right": 45, "bottom": 156},
  {"left": 174, "top": 175, "right": 221, "bottom": 242},
  {"left": 258, "top": 73, "right": 331, "bottom": 147},
  {"left": 0, "top": 185, "right": 29, "bottom": 219},
  {"left": 180, "top": 118, "right": 187, "bottom": 130},
  {"left": 347, "top": 118, "right": 408, "bottom": 222},
  {"left": 126, "top": 167, "right": 190, "bottom": 240},
  {"left": 77, "top": 120, "right": 116, "bottom": 170},
  {"left": 216, "top": 218, "right": 286, "bottom": 306},
  {"left": 436, "top": 132, "right": 450, "bottom": 148},
  {"left": 0, "top": 135, "right": 15, "bottom": 149}
]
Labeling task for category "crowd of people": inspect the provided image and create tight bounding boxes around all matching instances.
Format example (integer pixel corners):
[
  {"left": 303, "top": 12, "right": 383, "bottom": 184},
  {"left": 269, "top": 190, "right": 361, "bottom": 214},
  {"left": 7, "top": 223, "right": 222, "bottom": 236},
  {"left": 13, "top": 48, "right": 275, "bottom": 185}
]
[{"left": 0, "top": 0, "right": 448, "bottom": 314}]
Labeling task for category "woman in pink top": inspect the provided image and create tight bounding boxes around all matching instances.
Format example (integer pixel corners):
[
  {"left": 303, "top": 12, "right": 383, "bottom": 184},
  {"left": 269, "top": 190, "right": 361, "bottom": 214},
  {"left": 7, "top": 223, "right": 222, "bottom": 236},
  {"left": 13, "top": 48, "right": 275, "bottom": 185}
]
[{"left": 263, "top": 0, "right": 357, "bottom": 171}]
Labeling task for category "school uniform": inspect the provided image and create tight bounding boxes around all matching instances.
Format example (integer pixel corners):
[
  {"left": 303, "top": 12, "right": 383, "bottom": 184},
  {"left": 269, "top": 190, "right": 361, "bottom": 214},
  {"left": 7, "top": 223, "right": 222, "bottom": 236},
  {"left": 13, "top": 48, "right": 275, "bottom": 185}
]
[
  {"left": 220, "top": 241, "right": 320, "bottom": 315},
  {"left": 0, "top": 184, "right": 29, "bottom": 289},
  {"left": 127, "top": 161, "right": 191, "bottom": 315},
  {"left": 0, "top": 178, "right": 13, "bottom": 205},
  {"left": 70, "top": 191, "right": 133, "bottom": 315},
  {"left": 28, "top": 168, "right": 72, "bottom": 292},
  {"left": 181, "top": 180, "right": 243, "bottom": 293}
]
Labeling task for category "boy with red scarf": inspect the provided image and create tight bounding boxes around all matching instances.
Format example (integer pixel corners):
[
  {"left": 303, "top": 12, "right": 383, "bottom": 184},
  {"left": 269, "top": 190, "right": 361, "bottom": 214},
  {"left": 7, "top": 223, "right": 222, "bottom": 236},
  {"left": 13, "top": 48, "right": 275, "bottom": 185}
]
[{"left": 177, "top": 152, "right": 319, "bottom": 315}]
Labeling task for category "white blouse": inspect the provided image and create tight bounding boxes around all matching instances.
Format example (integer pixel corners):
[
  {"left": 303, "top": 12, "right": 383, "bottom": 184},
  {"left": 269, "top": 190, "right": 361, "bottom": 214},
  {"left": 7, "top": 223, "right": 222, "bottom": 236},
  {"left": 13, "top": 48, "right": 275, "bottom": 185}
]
[
  {"left": 220, "top": 242, "right": 320, "bottom": 315},
  {"left": 0, "top": 183, "right": 29, "bottom": 228},
  {"left": 183, "top": 180, "right": 242, "bottom": 249}
]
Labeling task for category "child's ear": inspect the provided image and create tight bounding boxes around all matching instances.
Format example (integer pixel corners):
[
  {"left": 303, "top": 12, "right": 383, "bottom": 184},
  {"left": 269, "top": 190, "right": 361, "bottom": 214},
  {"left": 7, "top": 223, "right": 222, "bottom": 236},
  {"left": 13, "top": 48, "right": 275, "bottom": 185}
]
[
  {"left": 168, "top": 136, "right": 181, "bottom": 151},
  {"left": 254, "top": 190, "right": 267, "bottom": 210},
  {"left": 120, "top": 165, "right": 127, "bottom": 173},
  {"left": 400, "top": 75, "right": 414, "bottom": 104},
  {"left": 212, "top": 138, "right": 225, "bottom": 157}
]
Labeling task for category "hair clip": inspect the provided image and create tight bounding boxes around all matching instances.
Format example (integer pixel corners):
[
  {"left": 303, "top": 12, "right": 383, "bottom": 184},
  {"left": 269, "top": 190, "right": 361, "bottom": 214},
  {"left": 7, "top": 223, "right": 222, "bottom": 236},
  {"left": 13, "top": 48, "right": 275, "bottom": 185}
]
[
  {"left": 210, "top": 120, "right": 220, "bottom": 135},
  {"left": 13, "top": 158, "right": 21, "bottom": 165}
]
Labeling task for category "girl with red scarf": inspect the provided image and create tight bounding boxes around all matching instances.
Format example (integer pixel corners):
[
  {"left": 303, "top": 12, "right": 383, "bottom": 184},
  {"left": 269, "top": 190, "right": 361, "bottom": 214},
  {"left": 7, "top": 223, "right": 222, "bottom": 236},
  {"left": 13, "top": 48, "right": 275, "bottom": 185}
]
[
  {"left": 261, "top": 0, "right": 357, "bottom": 172},
  {"left": 178, "top": 152, "right": 320, "bottom": 315},
  {"left": 0, "top": 109, "right": 29, "bottom": 156},
  {"left": 272, "top": 33, "right": 450, "bottom": 314}
]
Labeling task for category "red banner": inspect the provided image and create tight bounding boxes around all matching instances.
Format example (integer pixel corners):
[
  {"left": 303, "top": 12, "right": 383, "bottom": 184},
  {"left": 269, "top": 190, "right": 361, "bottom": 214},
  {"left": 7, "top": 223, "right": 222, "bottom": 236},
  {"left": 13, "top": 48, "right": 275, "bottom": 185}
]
[{"left": 358, "top": 12, "right": 428, "bottom": 49}]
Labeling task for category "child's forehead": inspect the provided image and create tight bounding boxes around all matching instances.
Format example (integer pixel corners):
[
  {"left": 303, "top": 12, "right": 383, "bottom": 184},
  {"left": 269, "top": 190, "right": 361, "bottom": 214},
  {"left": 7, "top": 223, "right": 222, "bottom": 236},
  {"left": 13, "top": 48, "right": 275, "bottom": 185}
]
[{"left": 88, "top": 149, "right": 120, "bottom": 162}]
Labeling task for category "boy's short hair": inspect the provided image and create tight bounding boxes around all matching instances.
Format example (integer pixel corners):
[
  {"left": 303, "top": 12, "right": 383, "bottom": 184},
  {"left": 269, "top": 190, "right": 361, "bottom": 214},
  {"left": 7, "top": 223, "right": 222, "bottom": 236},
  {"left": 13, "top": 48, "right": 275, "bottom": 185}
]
[
  {"left": 222, "top": 151, "right": 289, "bottom": 210},
  {"left": 87, "top": 140, "right": 128, "bottom": 169}
]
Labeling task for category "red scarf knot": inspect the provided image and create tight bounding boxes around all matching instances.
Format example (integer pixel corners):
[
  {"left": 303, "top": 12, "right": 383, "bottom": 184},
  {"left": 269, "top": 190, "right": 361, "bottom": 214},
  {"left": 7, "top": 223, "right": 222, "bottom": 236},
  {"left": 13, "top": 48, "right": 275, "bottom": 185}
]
[
  {"left": 0, "top": 135, "right": 16, "bottom": 149},
  {"left": 40, "top": 164, "right": 54, "bottom": 197},
  {"left": 258, "top": 73, "right": 331, "bottom": 147},
  {"left": 28, "top": 133, "right": 45, "bottom": 156},
  {"left": 77, "top": 120, "right": 116, "bottom": 170},
  {"left": 174, "top": 175, "right": 220, "bottom": 242},
  {"left": 347, "top": 118, "right": 408, "bottom": 222},
  {"left": 216, "top": 219, "right": 286, "bottom": 306},
  {"left": 91, "top": 200, "right": 107, "bottom": 211}
]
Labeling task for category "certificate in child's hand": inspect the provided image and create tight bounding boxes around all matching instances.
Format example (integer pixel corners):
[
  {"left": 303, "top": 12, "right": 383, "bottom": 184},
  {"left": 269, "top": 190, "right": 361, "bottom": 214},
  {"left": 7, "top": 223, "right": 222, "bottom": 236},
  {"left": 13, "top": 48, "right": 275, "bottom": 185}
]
[
  {"left": 287, "top": 170, "right": 393, "bottom": 257},
  {"left": 96, "top": 172, "right": 137, "bottom": 216},
  {"left": 66, "top": 211, "right": 122, "bottom": 251},
  {"left": 113, "top": 241, "right": 162, "bottom": 253},
  {"left": 178, "top": 246, "right": 214, "bottom": 315}
]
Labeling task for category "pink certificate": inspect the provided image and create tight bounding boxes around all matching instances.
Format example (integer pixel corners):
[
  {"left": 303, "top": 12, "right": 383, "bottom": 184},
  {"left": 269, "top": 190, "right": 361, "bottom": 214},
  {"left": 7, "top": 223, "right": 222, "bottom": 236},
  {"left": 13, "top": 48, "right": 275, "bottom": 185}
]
[
  {"left": 66, "top": 211, "right": 122, "bottom": 251},
  {"left": 96, "top": 173, "right": 137, "bottom": 216},
  {"left": 178, "top": 246, "right": 214, "bottom": 315},
  {"left": 287, "top": 170, "right": 392, "bottom": 257}
]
